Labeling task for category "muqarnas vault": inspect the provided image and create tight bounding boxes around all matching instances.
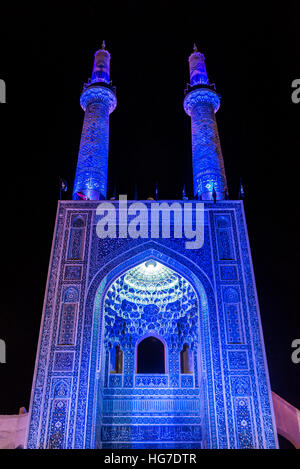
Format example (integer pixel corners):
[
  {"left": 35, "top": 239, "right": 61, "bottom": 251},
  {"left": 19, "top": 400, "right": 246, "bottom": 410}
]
[{"left": 26, "top": 43, "right": 278, "bottom": 449}]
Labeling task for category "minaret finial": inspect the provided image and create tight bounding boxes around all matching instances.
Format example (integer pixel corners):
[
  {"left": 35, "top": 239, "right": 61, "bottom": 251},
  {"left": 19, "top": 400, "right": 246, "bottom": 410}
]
[
  {"left": 91, "top": 41, "right": 111, "bottom": 84},
  {"left": 188, "top": 43, "right": 209, "bottom": 87}
]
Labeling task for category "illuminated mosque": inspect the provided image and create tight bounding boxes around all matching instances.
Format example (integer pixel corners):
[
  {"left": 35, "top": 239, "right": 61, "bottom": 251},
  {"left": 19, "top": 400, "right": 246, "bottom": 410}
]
[{"left": 25, "top": 43, "right": 279, "bottom": 449}]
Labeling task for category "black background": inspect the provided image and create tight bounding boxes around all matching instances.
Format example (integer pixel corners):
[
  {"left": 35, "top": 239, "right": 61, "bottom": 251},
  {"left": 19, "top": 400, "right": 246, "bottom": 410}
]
[{"left": 0, "top": 1, "right": 299, "bottom": 449}]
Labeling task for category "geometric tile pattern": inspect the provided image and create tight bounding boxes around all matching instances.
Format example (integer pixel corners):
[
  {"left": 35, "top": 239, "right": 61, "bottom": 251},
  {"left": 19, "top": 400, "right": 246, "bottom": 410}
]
[{"left": 26, "top": 200, "right": 278, "bottom": 449}]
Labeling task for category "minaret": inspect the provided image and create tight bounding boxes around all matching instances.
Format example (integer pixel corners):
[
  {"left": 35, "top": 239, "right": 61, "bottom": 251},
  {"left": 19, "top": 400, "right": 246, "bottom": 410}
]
[
  {"left": 184, "top": 45, "right": 227, "bottom": 200},
  {"left": 73, "top": 41, "right": 117, "bottom": 200}
]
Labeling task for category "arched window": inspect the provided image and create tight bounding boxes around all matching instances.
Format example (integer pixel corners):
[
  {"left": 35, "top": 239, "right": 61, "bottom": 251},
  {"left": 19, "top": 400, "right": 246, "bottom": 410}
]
[
  {"left": 110, "top": 344, "right": 123, "bottom": 374},
  {"left": 180, "top": 343, "right": 193, "bottom": 374},
  {"left": 137, "top": 336, "right": 165, "bottom": 374}
]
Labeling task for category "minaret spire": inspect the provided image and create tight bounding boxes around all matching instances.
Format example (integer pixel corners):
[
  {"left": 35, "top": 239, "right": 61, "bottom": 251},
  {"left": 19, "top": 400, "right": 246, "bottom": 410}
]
[
  {"left": 183, "top": 46, "right": 227, "bottom": 200},
  {"left": 188, "top": 44, "right": 209, "bottom": 87},
  {"left": 73, "top": 43, "right": 117, "bottom": 200}
]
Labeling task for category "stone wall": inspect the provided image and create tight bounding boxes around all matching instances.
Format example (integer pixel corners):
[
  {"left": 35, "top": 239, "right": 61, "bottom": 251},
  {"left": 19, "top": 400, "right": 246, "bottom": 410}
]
[
  {"left": 272, "top": 391, "right": 300, "bottom": 449},
  {"left": 0, "top": 408, "right": 29, "bottom": 449}
]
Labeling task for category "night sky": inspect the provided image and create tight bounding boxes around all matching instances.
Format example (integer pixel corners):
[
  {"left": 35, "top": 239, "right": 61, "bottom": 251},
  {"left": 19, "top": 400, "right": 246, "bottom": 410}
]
[{"left": 0, "top": 2, "right": 299, "bottom": 448}]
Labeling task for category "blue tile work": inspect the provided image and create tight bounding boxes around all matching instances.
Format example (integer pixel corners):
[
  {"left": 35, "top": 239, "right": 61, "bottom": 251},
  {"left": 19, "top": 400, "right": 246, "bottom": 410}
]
[
  {"left": 228, "top": 351, "right": 249, "bottom": 370},
  {"left": 58, "top": 303, "right": 77, "bottom": 346},
  {"left": 67, "top": 216, "right": 86, "bottom": 260},
  {"left": 26, "top": 200, "right": 278, "bottom": 449},
  {"left": 72, "top": 86, "right": 117, "bottom": 201},
  {"left": 224, "top": 303, "right": 243, "bottom": 344},
  {"left": 64, "top": 265, "right": 82, "bottom": 281},
  {"left": 220, "top": 265, "right": 238, "bottom": 281},
  {"left": 233, "top": 397, "right": 255, "bottom": 448},
  {"left": 72, "top": 44, "right": 117, "bottom": 201},
  {"left": 51, "top": 378, "right": 72, "bottom": 398},
  {"left": 183, "top": 49, "right": 227, "bottom": 201},
  {"left": 184, "top": 90, "right": 227, "bottom": 201},
  {"left": 101, "top": 425, "right": 202, "bottom": 443},
  {"left": 109, "top": 375, "right": 122, "bottom": 388},
  {"left": 181, "top": 375, "right": 194, "bottom": 388},
  {"left": 53, "top": 352, "right": 74, "bottom": 371},
  {"left": 47, "top": 399, "right": 69, "bottom": 449}
]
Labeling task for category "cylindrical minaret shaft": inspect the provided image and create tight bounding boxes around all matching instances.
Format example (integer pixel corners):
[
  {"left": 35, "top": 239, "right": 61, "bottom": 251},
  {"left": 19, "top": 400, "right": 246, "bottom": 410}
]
[
  {"left": 184, "top": 46, "right": 227, "bottom": 200},
  {"left": 73, "top": 42, "right": 117, "bottom": 201}
]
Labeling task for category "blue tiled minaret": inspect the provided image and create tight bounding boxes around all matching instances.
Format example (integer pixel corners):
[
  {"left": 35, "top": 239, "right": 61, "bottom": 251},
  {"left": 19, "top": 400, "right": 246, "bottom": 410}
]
[
  {"left": 73, "top": 41, "right": 117, "bottom": 200},
  {"left": 184, "top": 45, "right": 227, "bottom": 200}
]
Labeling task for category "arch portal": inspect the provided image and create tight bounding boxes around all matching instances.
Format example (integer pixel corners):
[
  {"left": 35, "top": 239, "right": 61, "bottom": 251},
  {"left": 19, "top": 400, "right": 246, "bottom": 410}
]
[{"left": 92, "top": 254, "right": 209, "bottom": 449}]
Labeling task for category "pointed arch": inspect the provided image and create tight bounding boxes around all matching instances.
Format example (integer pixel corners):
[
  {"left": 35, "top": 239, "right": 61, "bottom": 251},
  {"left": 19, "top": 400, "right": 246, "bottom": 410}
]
[{"left": 77, "top": 241, "right": 220, "bottom": 448}]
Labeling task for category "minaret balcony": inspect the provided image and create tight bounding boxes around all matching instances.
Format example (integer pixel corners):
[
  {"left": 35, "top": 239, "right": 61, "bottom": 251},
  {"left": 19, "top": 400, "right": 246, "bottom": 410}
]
[
  {"left": 80, "top": 81, "right": 117, "bottom": 113},
  {"left": 183, "top": 85, "right": 220, "bottom": 115}
]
